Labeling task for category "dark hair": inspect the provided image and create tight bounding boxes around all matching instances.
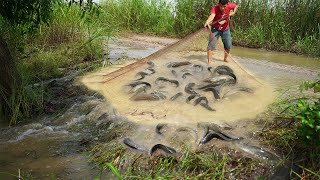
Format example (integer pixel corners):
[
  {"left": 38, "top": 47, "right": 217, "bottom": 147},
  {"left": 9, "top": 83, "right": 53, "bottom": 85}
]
[{"left": 219, "top": 0, "right": 229, "bottom": 5}]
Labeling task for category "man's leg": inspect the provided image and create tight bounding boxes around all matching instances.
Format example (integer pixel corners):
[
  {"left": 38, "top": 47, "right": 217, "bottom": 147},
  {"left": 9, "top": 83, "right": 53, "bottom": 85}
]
[
  {"left": 207, "top": 49, "right": 213, "bottom": 64},
  {"left": 222, "top": 29, "right": 232, "bottom": 62},
  {"left": 207, "top": 29, "right": 218, "bottom": 64},
  {"left": 224, "top": 49, "right": 230, "bottom": 62}
]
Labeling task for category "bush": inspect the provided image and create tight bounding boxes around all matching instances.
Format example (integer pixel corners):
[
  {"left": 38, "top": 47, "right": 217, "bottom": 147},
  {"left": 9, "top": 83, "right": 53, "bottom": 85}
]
[{"left": 294, "top": 80, "right": 320, "bottom": 146}]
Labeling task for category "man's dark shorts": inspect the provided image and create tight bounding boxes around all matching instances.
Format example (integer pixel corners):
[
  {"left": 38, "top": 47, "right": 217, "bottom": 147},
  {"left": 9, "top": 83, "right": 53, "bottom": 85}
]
[{"left": 207, "top": 28, "right": 232, "bottom": 51}]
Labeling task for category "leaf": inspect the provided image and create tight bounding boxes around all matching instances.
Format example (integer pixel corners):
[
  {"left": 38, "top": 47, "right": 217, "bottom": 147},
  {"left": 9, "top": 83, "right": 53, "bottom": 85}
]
[{"left": 106, "top": 163, "right": 123, "bottom": 180}]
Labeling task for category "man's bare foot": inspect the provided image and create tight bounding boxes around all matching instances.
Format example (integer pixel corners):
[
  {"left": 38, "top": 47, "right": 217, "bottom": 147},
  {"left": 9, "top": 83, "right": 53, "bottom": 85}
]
[
  {"left": 224, "top": 59, "right": 229, "bottom": 62},
  {"left": 208, "top": 60, "right": 212, "bottom": 64}
]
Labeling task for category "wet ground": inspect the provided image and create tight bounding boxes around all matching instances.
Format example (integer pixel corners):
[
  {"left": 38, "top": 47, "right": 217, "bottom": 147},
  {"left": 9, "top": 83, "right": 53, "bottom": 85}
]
[{"left": 0, "top": 33, "right": 319, "bottom": 179}]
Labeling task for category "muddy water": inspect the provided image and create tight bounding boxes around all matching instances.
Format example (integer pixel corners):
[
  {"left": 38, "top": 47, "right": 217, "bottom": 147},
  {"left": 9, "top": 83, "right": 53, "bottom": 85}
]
[
  {"left": 82, "top": 51, "right": 274, "bottom": 127},
  {"left": 81, "top": 32, "right": 276, "bottom": 155},
  {"left": 233, "top": 46, "right": 320, "bottom": 71}
]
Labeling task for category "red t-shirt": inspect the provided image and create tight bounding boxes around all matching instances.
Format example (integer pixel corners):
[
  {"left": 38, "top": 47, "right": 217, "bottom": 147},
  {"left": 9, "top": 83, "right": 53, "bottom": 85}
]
[{"left": 210, "top": 3, "right": 237, "bottom": 31}]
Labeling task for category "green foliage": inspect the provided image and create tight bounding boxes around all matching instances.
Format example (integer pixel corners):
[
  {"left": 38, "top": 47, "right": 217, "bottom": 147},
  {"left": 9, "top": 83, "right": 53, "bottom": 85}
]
[
  {"left": 100, "top": 0, "right": 175, "bottom": 36},
  {"left": 0, "top": 0, "right": 53, "bottom": 31},
  {"left": 0, "top": 1, "right": 110, "bottom": 124},
  {"left": 294, "top": 80, "right": 320, "bottom": 146},
  {"left": 295, "top": 99, "right": 320, "bottom": 146},
  {"left": 232, "top": 0, "right": 320, "bottom": 55},
  {"left": 174, "top": 0, "right": 212, "bottom": 37},
  {"left": 104, "top": 163, "right": 123, "bottom": 180},
  {"left": 281, "top": 80, "right": 320, "bottom": 146},
  {"left": 100, "top": 0, "right": 213, "bottom": 37}
]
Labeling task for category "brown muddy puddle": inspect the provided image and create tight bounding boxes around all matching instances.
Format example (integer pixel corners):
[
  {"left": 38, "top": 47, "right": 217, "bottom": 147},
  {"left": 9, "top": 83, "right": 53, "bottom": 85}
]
[
  {"left": 82, "top": 52, "right": 274, "bottom": 127},
  {"left": 0, "top": 137, "right": 98, "bottom": 180}
]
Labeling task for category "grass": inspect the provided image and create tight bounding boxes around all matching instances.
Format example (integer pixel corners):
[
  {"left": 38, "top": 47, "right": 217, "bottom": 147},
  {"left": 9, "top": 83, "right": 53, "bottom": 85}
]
[
  {"left": 0, "top": 2, "right": 111, "bottom": 125},
  {"left": 256, "top": 80, "right": 320, "bottom": 179},
  {"left": 232, "top": 0, "right": 320, "bottom": 55},
  {"left": 90, "top": 141, "right": 271, "bottom": 179}
]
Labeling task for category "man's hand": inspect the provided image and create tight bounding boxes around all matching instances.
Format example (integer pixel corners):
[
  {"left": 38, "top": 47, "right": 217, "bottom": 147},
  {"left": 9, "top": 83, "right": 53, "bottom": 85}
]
[
  {"left": 218, "top": 20, "right": 226, "bottom": 25},
  {"left": 204, "top": 21, "right": 210, "bottom": 28}
]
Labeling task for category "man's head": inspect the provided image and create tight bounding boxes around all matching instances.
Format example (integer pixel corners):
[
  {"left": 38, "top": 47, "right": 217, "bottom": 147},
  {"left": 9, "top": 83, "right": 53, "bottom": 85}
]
[
  {"left": 219, "top": 0, "right": 229, "bottom": 5},
  {"left": 218, "top": 0, "right": 229, "bottom": 13}
]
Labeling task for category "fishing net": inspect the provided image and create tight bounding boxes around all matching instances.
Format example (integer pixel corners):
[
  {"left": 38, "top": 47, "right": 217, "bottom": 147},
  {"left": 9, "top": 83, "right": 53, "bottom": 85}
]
[{"left": 82, "top": 29, "right": 274, "bottom": 128}]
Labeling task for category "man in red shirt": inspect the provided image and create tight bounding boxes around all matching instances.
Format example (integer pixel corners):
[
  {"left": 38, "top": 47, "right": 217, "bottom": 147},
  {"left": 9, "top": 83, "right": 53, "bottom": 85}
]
[{"left": 204, "top": 0, "right": 237, "bottom": 64}]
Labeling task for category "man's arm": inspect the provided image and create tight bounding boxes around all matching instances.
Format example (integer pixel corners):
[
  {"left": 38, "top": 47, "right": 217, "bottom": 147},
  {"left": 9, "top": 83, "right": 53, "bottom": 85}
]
[
  {"left": 204, "top": 13, "right": 216, "bottom": 27},
  {"left": 229, "top": 4, "right": 237, "bottom": 16}
]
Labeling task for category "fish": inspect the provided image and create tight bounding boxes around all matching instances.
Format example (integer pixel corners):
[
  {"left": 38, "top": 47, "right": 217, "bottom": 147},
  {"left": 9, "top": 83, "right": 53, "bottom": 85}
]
[
  {"left": 200, "top": 131, "right": 233, "bottom": 144},
  {"left": 193, "top": 64, "right": 203, "bottom": 72},
  {"left": 194, "top": 96, "right": 208, "bottom": 106},
  {"left": 170, "top": 92, "right": 183, "bottom": 101},
  {"left": 186, "top": 94, "right": 199, "bottom": 103},
  {"left": 200, "top": 102, "right": 215, "bottom": 111},
  {"left": 213, "top": 65, "right": 234, "bottom": 74},
  {"left": 197, "top": 78, "right": 236, "bottom": 90},
  {"left": 203, "top": 75, "right": 235, "bottom": 83},
  {"left": 129, "top": 83, "right": 151, "bottom": 95},
  {"left": 156, "top": 123, "right": 168, "bottom": 135},
  {"left": 167, "top": 61, "right": 191, "bottom": 68},
  {"left": 203, "top": 86, "right": 221, "bottom": 99},
  {"left": 135, "top": 71, "right": 149, "bottom": 80},
  {"left": 135, "top": 69, "right": 156, "bottom": 80},
  {"left": 145, "top": 68, "right": 156, "bottom": 75},
  {"left": 151, "top": 91, "right": 167, "bottom": 100},
  {"left": 236, "top": 143, "right": 280, "bottom": 161},
  {"left": 208, "top": 67, "right": 214, "bottom": 74},
  {"left": 155, "top": 77, "right": 179, "bottom": 87},
  {"left": 147, "top": 61, "right": 155, "bottom": 68},
  {"left": 123, "top": 138, "right": 148, "bottom": 152},
  {"left": 150, "top": 144, "right": 176, "bottom": 156},
  {"left": 198, "top": 122, "right": 241, "bottom": 144},
  {"left": 217, "top": 71, "right": 237, "bottom": 81},
  {"left": 130, "top": 93, "right": 160, "bottom": 101},
  {"left": 185, "top": 83, "right": 198, "bottom": 94},
  {"left": 127, "top": 81, "right": 151, "bottom": 88},
  {"left": 169, "top": 79, "right": 180, "bottom": 87},
  {"left": 182, "top": 72, "right": 192, "bottom": 79},
  {"left": 222, "top": 87, "right": 254, "bottom": 98},
  {"left": 202, "top": 80, "right": 236, "bottom": 99}
]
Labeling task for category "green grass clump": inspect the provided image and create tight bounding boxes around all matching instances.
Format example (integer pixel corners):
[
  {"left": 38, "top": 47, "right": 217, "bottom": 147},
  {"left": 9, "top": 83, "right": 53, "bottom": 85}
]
[{"left": 258, "top": 79, "right": 320, "bottom": 179}]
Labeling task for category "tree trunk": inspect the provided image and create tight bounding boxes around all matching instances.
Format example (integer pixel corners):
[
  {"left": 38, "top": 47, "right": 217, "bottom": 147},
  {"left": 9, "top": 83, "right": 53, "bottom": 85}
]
[{"left": 0, "top": 34, "right": 15, "bottom": 116}]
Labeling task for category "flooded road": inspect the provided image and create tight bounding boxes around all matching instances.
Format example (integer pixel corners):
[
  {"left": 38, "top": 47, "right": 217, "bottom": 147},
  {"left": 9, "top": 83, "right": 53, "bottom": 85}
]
[{"left": 0, "top": 33, "right": 319, "bottom": 179}]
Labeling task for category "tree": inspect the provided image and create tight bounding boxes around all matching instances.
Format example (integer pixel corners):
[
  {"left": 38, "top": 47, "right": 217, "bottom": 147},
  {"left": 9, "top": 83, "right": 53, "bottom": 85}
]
[
  {"left": 0, "top": 0, "right": 96, "bottom": 122},
  {"left": 0, "top": 0, "right": 53, "bottom": 119}
]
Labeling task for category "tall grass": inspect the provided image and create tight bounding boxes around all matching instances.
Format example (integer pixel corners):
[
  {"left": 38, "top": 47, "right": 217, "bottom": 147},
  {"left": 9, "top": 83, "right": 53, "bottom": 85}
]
[
  {"left": 100, "top": 0, "right": 213, "bottom": 37},
  {"left": 100, "top": 0, "right": 176, "bottom": 36},
  {"left": 100, "top": 0, "right": 320, "bottom": 56},
  {"left": 1, "top": 2, "right": 111, "bottom": 125},
  {"left": 233, "top": 0, "right": 320, "bottom": 55}
]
